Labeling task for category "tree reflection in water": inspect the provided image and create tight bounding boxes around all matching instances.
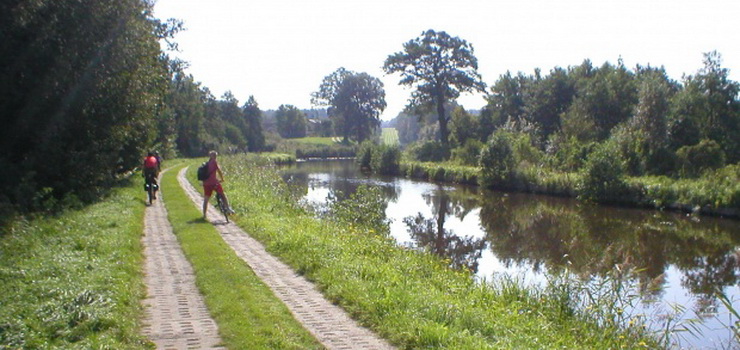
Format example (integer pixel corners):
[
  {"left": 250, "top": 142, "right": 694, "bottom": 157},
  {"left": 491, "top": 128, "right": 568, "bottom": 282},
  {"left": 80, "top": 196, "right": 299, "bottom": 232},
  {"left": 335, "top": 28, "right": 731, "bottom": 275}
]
[
  {"left": 478, "top": 190, "right": 740, "bottom": 314},
  {"left": 403, "top": 185, "right": 486, "bottom": 273}
]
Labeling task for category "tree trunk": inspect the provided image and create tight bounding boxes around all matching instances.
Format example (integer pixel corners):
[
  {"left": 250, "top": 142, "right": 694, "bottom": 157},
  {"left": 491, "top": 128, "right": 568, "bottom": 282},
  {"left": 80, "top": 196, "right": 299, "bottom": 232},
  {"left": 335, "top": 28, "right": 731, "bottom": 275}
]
[{"left": 437, "top": 97, "right": 449, "bottom": 147}]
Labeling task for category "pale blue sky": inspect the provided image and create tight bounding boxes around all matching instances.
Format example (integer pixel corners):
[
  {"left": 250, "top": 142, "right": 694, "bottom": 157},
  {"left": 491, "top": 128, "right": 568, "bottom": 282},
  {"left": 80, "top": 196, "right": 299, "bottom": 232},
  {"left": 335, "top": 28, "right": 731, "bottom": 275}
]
[{"left": 154, "top": 0, "right": 739, "bottom": 120}]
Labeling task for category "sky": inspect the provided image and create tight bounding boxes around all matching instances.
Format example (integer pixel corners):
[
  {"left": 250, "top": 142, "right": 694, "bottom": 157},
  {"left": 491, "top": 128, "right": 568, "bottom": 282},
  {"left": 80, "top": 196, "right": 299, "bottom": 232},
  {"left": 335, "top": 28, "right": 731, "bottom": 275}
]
[{"left": 153, "top": 0, "right": 739, "bottom": 120}]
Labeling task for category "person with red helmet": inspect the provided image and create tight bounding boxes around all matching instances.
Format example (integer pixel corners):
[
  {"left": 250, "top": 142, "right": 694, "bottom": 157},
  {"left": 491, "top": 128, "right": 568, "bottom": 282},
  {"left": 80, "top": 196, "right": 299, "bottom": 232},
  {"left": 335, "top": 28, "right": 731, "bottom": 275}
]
[{"left": 143, "top": 151, "right": 160, "bottom": 199}]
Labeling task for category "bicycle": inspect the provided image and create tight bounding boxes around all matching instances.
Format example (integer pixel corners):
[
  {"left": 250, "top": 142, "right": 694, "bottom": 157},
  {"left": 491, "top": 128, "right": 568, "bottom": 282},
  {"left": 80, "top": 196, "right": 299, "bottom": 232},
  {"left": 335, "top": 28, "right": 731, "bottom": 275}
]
[
  {"left": 144, "top": 172, "right": 158, "bottom": 205},
  {"left": 214, "top": 192, "right": 230, "bottom": 223}
]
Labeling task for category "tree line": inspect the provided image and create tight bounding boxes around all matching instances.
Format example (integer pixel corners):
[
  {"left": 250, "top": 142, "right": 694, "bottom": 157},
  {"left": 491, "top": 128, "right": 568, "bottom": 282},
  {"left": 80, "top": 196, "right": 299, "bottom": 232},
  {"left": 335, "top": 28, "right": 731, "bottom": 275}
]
[
  {"left": 0, "top": 0, "right": 268, "bottom": 213},
  {"left": 2, "top": 0, "right": 737, "bottom": 215}
]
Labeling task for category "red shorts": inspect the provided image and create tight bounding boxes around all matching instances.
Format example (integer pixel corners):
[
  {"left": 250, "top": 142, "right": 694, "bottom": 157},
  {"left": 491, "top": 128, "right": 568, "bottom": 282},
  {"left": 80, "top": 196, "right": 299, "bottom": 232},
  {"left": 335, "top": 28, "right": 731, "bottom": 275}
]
[{"left": 203, "top": 183, "right": 224, "bottom": 197}]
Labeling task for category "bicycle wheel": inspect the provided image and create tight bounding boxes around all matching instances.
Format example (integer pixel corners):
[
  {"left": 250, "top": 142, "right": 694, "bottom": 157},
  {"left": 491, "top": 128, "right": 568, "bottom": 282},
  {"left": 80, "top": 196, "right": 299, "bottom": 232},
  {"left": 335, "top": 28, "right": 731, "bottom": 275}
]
[
  {"left": 147, "top": 183, "right": 154, "bottom": 205},
  {"left": 216, "top": 193, "right": 229, "bottom": 223}
]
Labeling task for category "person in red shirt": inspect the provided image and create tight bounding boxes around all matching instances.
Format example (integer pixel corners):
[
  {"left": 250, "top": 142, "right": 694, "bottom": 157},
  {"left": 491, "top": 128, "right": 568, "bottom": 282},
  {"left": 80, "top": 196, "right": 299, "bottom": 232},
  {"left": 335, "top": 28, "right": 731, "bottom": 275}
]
[
  {"left": 143, "top": 151, "right": 160, "bottom": 199},
  {"left": 202, "top": 150, "right": 234, "bottom": 219}
]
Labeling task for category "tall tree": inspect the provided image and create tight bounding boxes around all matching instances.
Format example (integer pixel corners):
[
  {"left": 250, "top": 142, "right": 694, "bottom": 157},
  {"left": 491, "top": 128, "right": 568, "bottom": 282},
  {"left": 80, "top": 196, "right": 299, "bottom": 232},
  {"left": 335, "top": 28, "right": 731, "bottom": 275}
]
[
  {"left": 275, "top": 104, "right": 306, "bottom": 138},
  {"left": 242, "top": 96, "right": 265, "bottom": 152},
  {"left": 384, "top": 29, "right": 486, "bottom": 148},
  {"left": 311, "top": 67, "right": 386, "bottom": 143},
  {"left": 0, "top": 0, "right": 171, "bottom": 206},
  {"left": 671, "top": 51, "right": 740, "bottom": 163}
]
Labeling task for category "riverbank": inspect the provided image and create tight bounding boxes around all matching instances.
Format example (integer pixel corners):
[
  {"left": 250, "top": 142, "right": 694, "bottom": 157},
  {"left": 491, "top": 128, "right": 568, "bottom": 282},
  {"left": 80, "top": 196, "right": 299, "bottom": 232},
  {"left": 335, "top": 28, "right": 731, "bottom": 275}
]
[
  {"left": 210, "top": 153, "right": 659, "bottom": 349},
  {"left": 398, "top": 160, "right": 740, "bottom": 219}
]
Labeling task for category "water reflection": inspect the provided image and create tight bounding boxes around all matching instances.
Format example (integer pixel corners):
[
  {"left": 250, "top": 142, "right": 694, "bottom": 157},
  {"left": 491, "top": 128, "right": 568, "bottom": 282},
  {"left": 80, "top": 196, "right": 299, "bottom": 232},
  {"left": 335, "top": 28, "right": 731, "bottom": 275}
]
[
  {"left": 403, "top": 185, "right": 487, "bottom": 272},
  {"left": 479, "top": 191, "right": 740, "bottom": 314},
  {"left": 281, "top": 160, "right": 740, "bottom": 347}
]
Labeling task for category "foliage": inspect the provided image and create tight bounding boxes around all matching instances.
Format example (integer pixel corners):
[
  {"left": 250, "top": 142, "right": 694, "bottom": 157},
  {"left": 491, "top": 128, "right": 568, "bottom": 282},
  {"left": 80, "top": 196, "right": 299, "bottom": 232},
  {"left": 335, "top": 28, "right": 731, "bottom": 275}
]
[
  {"left": 242, "top": 96, "right": 266, "bottom": 152},
  {"left": 165, "top": 68, "right": 266, "bottom": 157},
  {"left": 357, "top": 141, "right": 375, "bottom": 169},
  {"left": 275, "top": 104, "right": 307, "bottom": 139},
  {"left": 384, "top": 29, "right": 486, "bottom": 147},
  {"left": 479, "top": 131, "right": 517, "bottom": 188},
  {"left": 401, "top": 162, "right": 479, "bottom": 185},
  {"left": 371, "top": 144, "right": 402, "bottom": 176},
  {"left": 675, "top": 139, "right": 726, "bottom": 178},
  {"left": 406, "top": 140, "right": 450, "bottom": 162},
  {"left": 357, "top": 142, "right": 401, "bottom": 175},
  {"left": 451, "top": 139, "right": 484, "bottom": 166},
  {"left": 0, "top": 0, "right": 171, "bottom": 208},
  {"left": 578, "top": 142, "right": 628, "bottom": 203},
  {"left": 311, "top": 67, "right": 386, "bottom": 143}
]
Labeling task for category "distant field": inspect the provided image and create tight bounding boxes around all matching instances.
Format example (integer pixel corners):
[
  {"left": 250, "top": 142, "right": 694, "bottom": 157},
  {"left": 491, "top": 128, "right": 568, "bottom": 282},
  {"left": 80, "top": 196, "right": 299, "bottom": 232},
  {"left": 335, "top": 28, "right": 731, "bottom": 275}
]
[
  {"left": 381, "top": 128, "right": 399, "bottom": 145},
  {"left": 288, "top": 137, "right": 339, "bottom": 145}
]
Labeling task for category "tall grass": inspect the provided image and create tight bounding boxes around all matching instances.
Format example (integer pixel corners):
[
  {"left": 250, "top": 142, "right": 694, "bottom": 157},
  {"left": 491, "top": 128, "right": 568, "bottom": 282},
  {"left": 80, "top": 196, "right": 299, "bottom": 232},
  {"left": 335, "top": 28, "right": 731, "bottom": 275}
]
[
  {"left": 0, "top": 176, "right": 151, "bottom": 348},
  {"left": 203, "top": 153, "right": 659, "bottom": 349}
]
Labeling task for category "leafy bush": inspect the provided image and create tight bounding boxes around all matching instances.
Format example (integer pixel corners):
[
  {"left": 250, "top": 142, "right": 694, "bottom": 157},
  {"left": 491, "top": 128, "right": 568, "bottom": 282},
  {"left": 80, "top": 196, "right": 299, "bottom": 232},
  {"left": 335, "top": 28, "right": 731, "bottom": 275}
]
[
  {"left": 579, "top": 142, "right": 628, "bottom": 203},
  {"left": 371, "top": 145, "right": 401, "bottom": 175},
  {"left": 676, "top": 139, "right": 726, "bottom": 177},
  {"left": 357, "top": 141, "right": 375, "bottom": 169},
  {"left": 451, "top": 139, "right": 484, "bottom": 166},
  {"left": 479, "top": 131, "right": 516, "bottom": 188},
  {"left": 406, "top": 140, "right": 450, "bottom": 162}
]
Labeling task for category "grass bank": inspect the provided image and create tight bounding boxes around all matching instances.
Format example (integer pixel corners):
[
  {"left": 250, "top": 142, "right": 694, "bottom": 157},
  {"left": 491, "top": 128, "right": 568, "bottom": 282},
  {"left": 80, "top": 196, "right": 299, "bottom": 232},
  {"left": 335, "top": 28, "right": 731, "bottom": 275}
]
[
  {"left": 397, "top": 160, "right": 739, "bottom": 218},
  {"left": 198, "top": 153, "right": 658, "bottom": 349},
  {"left": 276, "top": 137, "right": 356, "bottom": 159},
  {"left": 0, "top": 175, "right": 151, "bottom": 348},
  {"left": 159, "top": 164, "right": 322, "bottom": 349}
]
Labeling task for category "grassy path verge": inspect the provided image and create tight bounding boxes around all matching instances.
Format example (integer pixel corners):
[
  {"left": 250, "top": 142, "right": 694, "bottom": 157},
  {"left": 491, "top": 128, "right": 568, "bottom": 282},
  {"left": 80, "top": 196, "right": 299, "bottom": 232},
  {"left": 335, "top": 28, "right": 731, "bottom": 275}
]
[
  {"left": 159, "top": 164, "right": 323, "bottom": 349},
  {"left": 205, "top": 154, "right": 659, "bottom": 349},
  {"left": 0, "top": 177, "right": 151, "bottom": 348}
]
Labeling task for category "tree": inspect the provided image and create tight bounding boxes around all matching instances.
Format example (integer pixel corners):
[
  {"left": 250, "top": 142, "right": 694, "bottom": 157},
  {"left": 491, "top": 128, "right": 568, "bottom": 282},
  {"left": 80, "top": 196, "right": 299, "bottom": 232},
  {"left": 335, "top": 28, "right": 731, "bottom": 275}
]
[
  {"left": 242, "top": 96, "right": 265, "bottom": 152},
  {"left": 311, "top": 67, "right": 386, "bottom": 143},
  {"left": 523, "top": 67, "right": 575, "bottom": 140},
  {"left": 275, "top": 104, "right": 306, "bottom": 138},
  {"left": 671, "top": 51, "right": 740, "bottom": 163},
  {"left": 0, "top": 0, "right": 171, "bottom": 207},
  {"left": 383, "top": 29, "right": 486, "bottom": 148}
]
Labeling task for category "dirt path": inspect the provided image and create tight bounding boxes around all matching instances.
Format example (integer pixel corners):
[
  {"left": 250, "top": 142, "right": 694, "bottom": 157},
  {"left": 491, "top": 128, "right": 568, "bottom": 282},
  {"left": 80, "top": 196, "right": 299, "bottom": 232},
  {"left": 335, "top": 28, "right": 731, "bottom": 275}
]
[
  {"left": 141, "top": 170, "right": 225, "bottom": 349},
  {"left": 177, "top": 167, "right": 395, "bottom": 350}
]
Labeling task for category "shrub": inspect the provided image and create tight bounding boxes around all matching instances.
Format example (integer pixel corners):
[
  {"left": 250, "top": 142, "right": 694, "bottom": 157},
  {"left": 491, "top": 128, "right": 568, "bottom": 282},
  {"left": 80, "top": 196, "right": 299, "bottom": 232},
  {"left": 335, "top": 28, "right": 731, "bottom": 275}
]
[
  {"left": 578, "top": 142, "right": 628, "bottom": 203},
  {"left": 676, "top": 139, "right": 726, "bottom": 177},
  {"left": 371, "top": 144, "right": 401, "bottom": 176},
  {"left": 451, "top": 139, "right": 484, "bottom": 166},
  {"left": 357, "top": 141, "right": 374, "bottom": 170},
  {"left": 479, "top": 131, "right": 516, "bottom": 188},
  {"left": 406, "top": 140, "right": 449, "bottom": 162}
]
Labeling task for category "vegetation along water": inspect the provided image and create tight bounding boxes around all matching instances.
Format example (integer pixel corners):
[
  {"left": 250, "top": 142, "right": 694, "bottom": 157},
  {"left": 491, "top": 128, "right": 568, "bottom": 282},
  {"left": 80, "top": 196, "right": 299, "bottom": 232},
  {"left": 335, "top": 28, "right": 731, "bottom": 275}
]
[{"left": 282, "top": 158, "right": 740, "bottom": 349}]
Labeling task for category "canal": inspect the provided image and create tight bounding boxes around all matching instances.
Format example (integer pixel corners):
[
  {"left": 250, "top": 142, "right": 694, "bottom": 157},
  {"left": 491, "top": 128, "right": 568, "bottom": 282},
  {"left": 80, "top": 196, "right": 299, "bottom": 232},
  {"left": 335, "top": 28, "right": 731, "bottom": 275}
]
[{"left": 281, "top": 159, "right": 739, "bottom": 349}]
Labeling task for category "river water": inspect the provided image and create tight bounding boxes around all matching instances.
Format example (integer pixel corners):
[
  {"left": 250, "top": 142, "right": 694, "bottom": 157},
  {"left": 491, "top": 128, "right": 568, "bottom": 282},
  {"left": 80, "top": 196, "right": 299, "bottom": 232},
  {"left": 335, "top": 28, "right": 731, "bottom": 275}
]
[{"left": 280, "top": 159, "right": 740, "bottom": 349}]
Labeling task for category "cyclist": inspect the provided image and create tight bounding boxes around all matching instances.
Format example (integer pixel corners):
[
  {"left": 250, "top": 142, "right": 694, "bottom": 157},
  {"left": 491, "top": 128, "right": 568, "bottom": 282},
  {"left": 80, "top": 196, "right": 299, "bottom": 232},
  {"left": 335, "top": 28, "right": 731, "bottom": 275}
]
[
  {"left": 143, "top": 151, "right": 160, "bottom": 199},
  {"left": 202, "top": 150, "right": 234, "bottom": 219}
]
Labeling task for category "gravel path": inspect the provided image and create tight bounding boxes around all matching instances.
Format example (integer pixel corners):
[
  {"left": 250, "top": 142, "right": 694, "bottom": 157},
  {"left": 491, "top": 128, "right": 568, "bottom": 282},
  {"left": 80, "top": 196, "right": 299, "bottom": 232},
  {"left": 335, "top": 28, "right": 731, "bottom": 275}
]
[
  {"left": 141, "top": 170, "right": 225, "bottom": 349},
  {"left": 177, "top": 167, "right": 395, "bottom": 350}
]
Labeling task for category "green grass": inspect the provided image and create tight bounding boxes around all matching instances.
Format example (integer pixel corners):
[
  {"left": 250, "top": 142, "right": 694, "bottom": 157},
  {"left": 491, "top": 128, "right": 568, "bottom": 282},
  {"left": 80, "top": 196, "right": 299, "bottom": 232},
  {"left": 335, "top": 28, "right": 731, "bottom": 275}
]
[
  {"left": 160, "top": 164, "right": 323, "bottom": 350},
  {"left": 0, "top": 176, "right": 152, "bottom": 348},
  {"left": 287, "top": 137, "right": 339, "bottom": 146},
  {"left": 381, "top": 128, "right": 399, "bottom": 146},
  {"left": 201, "top": 153, "right": 659, "bottom": 349}
]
